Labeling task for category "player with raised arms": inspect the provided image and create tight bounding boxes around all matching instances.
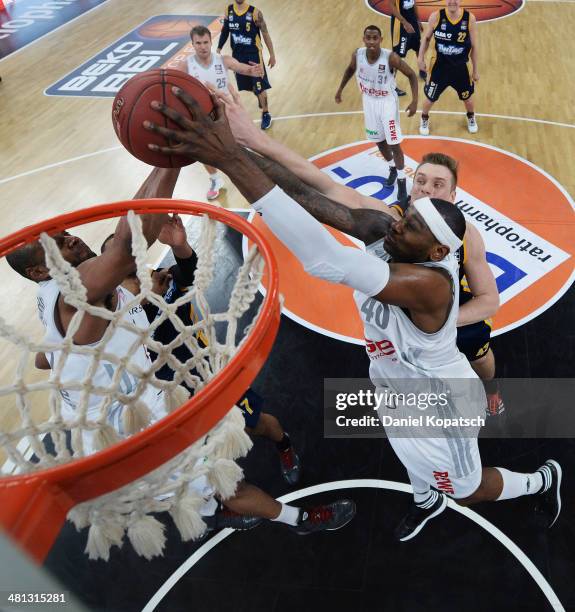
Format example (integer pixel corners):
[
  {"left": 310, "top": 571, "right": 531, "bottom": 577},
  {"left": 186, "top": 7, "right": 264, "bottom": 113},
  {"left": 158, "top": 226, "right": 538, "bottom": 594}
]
[{"left": 143, "top": 88, "right": 562, "bottom": 541}]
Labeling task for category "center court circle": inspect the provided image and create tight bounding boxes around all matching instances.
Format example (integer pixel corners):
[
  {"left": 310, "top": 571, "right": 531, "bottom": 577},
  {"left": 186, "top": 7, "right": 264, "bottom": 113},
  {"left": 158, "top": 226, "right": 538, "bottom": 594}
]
[{"left": 244, "top": 136, "right": 575, "bottom": 344}]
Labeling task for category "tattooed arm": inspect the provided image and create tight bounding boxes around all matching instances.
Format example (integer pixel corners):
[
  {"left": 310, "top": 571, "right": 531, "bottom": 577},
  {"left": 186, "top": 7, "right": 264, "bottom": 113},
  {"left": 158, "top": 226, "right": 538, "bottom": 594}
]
[{"left": 245, "top": 149, "right": 393, "bottom": 245}]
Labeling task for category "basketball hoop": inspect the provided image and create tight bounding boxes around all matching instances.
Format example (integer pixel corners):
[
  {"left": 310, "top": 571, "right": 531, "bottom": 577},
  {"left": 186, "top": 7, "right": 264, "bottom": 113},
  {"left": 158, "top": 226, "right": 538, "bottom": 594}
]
[{"left": 0, "top": 199, "right": 280, "bottom": 563}]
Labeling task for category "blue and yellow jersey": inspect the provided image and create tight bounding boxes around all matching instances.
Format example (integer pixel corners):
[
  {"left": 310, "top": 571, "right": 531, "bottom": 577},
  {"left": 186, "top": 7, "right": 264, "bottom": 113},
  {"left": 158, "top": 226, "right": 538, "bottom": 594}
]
[
  {"left": 225, "top": 3, "right": 263, "bottom": 55},
  {"left": 433, "top": 9, "right": 472, "bottom": 66}
]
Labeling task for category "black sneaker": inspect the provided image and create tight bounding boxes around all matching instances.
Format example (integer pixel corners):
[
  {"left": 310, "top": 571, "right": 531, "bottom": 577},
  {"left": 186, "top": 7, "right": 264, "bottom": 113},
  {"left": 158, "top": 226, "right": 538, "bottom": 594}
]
[
  {"left": 394, "top": 492, "right": 447, "bottom": 541},
  {"left": 397, "top": 178, "right": 408, "bottom": 203},
  {"left": 535, "top": 460, "right": 562, "bottom": 528},
  {"left": 261, "top": 111, "right": 272, "bottom": 130},
  {"left": 204, "top": 509, "right": 263, "bottom": 531},
  {"left": 278, "top": 446, "right": 301, "bottom": 486},
  {"left": 386, "top": 166, "right": 398, "bottom": 186},
  {"left": 395, "top": 87, "right": 406, "bottom": 97},
  {"left": 290, "top": 499, "right": 356, "bottom": 535}
]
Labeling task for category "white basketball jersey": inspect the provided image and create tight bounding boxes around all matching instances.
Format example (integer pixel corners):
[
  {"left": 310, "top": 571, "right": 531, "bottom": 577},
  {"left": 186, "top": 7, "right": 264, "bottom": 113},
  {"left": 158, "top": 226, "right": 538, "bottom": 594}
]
[
  {"left": 37, "top": 280, "right": 162, "bottom": 429},
  {"left": 355, "top": 47, "right": 396, "bottom": 100},
  {"left": 186, "top": 53, "right": 229, "bottom": 92},
  {"left": 353, "top": 241, "right": 477, "bottom": 389}
]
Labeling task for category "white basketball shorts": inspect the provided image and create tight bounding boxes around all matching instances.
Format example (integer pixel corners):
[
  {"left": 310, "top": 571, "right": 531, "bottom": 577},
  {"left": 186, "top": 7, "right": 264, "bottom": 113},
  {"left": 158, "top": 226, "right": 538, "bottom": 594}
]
[
  {"left": 363, "top": 94, "right": 403, "bottom": 145},
  {"left": 387, "top": 434, "right": 482, "bottom": 499}
]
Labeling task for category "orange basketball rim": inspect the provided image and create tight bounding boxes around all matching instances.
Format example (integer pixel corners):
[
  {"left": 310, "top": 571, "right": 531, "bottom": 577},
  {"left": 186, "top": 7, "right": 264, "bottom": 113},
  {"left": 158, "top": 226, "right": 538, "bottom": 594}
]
[{"left": 0, "top": 199, "right": 280, "bottom": 563}]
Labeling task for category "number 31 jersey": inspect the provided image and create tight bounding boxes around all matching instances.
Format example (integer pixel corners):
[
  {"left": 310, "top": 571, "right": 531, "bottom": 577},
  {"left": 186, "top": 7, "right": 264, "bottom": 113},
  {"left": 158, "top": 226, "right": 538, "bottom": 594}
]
[{"left": 186, "top": 53, "right": 229, "bottom": 93}]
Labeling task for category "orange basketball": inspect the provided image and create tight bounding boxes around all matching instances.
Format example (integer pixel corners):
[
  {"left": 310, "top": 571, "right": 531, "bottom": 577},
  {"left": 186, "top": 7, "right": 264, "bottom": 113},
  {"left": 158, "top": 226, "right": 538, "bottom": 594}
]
[
  {"left": 368, "top": 0, "right": 524, "bottom": 22},
  {"left": 112, "top": 69, "right": 214, "bottom": 168},
  {"left": 138, "top": 18, "right": 202, "bottom": 39}
]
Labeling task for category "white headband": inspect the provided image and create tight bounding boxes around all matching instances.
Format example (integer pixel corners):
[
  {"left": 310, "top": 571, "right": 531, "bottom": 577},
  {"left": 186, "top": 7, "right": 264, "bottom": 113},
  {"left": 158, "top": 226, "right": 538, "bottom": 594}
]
[{"left": 412, "top": 197, "right": 462, "bottom": 253}]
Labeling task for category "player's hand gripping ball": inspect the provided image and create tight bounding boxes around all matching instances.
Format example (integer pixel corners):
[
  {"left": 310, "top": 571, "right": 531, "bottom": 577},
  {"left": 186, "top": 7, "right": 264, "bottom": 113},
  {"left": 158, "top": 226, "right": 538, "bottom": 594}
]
[{"left": 112, "top": 68, "right": 214, "bottom": 168}]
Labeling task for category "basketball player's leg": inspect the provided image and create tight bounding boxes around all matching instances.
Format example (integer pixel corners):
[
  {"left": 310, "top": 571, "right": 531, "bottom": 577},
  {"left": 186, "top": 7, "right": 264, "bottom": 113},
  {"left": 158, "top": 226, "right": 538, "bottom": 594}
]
[
  {"left": 366, "top": 101, "right": 396, "bottom": 185},
  {"left": 456, "top": 64, "right": 477, "bottom": 133},
  {"left": 376, "top": 139, "right": 395, "bottom": 183},
  {"left": 381, "top": 99, "right": 408, "bottom": 202},
  {"left": 232, "top": 62, "right": 271, "bottom": 129},
  {"left": 216, "top": 481, "right": 357, "bottom": 534},
  {"left": 394, "top": 467, "right": 449, "bottom": 541},
  {"left": 241, "top": 389, "right": 301, "bottom": 485},
  {"left": 457, "top": 322, "right": 504, "bottom": 416},
  {"left": 253, "top": 69, "right": 272, "bottom": 129},
  {"left": 455, "top": 461, "right": 562, "bottom": 527},
  {"left": 417, "top": 438, "right": 563, "bottom": 528},
  {"left": 469, "top": 349, "right": 504, "bottom": 415},
  {"left": 420, "top": 61, "right": 445, "bottom": 135},
  {"left": 204, "top": 164, "right": 225, "bottom": 201}
]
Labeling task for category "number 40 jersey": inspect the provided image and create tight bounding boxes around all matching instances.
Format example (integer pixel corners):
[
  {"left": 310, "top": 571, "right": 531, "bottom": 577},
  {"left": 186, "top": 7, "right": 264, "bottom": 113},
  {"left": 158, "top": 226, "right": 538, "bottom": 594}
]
[
  {"left": 186, "top": 53, "right": 230, "bottom": 93},
  {"left": 353, "top": 238, "right": 477, "bottom": 386}
]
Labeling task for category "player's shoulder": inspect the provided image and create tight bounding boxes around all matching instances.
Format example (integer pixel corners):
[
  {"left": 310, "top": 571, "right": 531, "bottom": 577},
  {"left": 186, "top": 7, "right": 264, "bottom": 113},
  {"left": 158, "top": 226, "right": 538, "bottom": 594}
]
[
  {"left": 427, "top": 9, "right": 441, "bottom": 25},
  {"left": 463, "top": 222, "right": 486, "bottom": 255}
]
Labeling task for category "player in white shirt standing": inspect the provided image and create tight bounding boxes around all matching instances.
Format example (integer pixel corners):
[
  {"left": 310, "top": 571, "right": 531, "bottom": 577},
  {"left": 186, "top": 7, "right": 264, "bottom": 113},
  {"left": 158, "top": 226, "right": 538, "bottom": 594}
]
[
  {"left": 187, "top": 25, "right": 263, "bottom": 201},
  {"left": 335, "top": 25, "right": 418, "bottom": 205}
]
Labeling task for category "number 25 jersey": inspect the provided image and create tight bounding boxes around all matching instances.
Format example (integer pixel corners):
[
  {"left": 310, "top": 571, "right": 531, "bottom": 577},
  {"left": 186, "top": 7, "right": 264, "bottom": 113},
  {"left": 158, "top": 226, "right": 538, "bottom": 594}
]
[{"left": 186, "top": 53, "right": 230, "bottom": 93}]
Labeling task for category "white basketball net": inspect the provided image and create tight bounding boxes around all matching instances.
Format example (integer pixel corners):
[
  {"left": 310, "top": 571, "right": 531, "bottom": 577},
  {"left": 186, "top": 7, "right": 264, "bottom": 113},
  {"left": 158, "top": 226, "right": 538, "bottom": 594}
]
[{"left": 0, "top": 211, "right": 266, "bottom": 560}]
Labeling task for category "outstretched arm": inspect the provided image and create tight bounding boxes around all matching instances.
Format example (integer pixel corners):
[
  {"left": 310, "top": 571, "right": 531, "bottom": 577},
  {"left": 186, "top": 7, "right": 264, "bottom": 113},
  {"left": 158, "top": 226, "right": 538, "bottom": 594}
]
[
  {"left": 210, "top": 85, "right": 399, "bottom": 218},
  {"left": 245, "top": 149, "right": 392, "bottom": 245},
  {"left": 76, "top": 168, "right": 179, "bottom": 304},
  {"left": 143, "top": 88, "right": 450, "bottom": 321},
  {"left": 223, "top": 55, "right": 264, "bottom": 78}
]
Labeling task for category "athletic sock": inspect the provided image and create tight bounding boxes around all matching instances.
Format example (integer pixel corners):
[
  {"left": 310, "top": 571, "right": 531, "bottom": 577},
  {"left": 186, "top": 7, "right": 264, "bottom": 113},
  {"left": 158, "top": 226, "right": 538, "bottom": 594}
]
[
  {"left": 422, "top": 113, "right": 429, "bottom": 121},
  {"left": 276, "top": 433, "right": 291, "bottom": 452},
  {"left": 271, "top": 503, "right": 300, "bottom": 526},
  {"left": 495, "top": 467, "right": 544, "bottom": 500},
  {"left": 415, "top": 490, "right": 439, "bottom": 509},
  {"left": 413, "top": 487, "right": 432, "bottom": 504},
  {"left": 388, "top": 161, "right": 396, "bottom": 169},
  {"left": 397, "top": 169, "right": 406, "bottom": 180},
  {"left": 467, "top": 112, "right": 475, "bottom": 119}
]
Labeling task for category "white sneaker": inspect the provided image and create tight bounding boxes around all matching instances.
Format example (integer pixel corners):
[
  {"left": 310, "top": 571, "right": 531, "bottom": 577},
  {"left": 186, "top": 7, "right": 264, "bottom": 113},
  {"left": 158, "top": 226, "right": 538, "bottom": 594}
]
[
  {"left": 467, "top": 115, "right": 478, "bottom": 134},
  {"left": 206, "top": 175, "right": 225, "bottom": 200},
  {"left": 419, "top": 116, "right": 430, "bottom": 136}
]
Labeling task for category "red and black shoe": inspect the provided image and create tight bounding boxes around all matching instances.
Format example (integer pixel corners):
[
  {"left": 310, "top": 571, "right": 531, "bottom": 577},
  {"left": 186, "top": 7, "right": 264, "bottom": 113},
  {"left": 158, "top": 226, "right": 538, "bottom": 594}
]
[
  {"left": 278, "top": 446, "right": 301, "bottom": 486},
  {"left": 486, "top": 391, "right": 505, "bottom": 417},
  {"left": 290, "top": 499, "right": 356, "bottom": 535}
]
